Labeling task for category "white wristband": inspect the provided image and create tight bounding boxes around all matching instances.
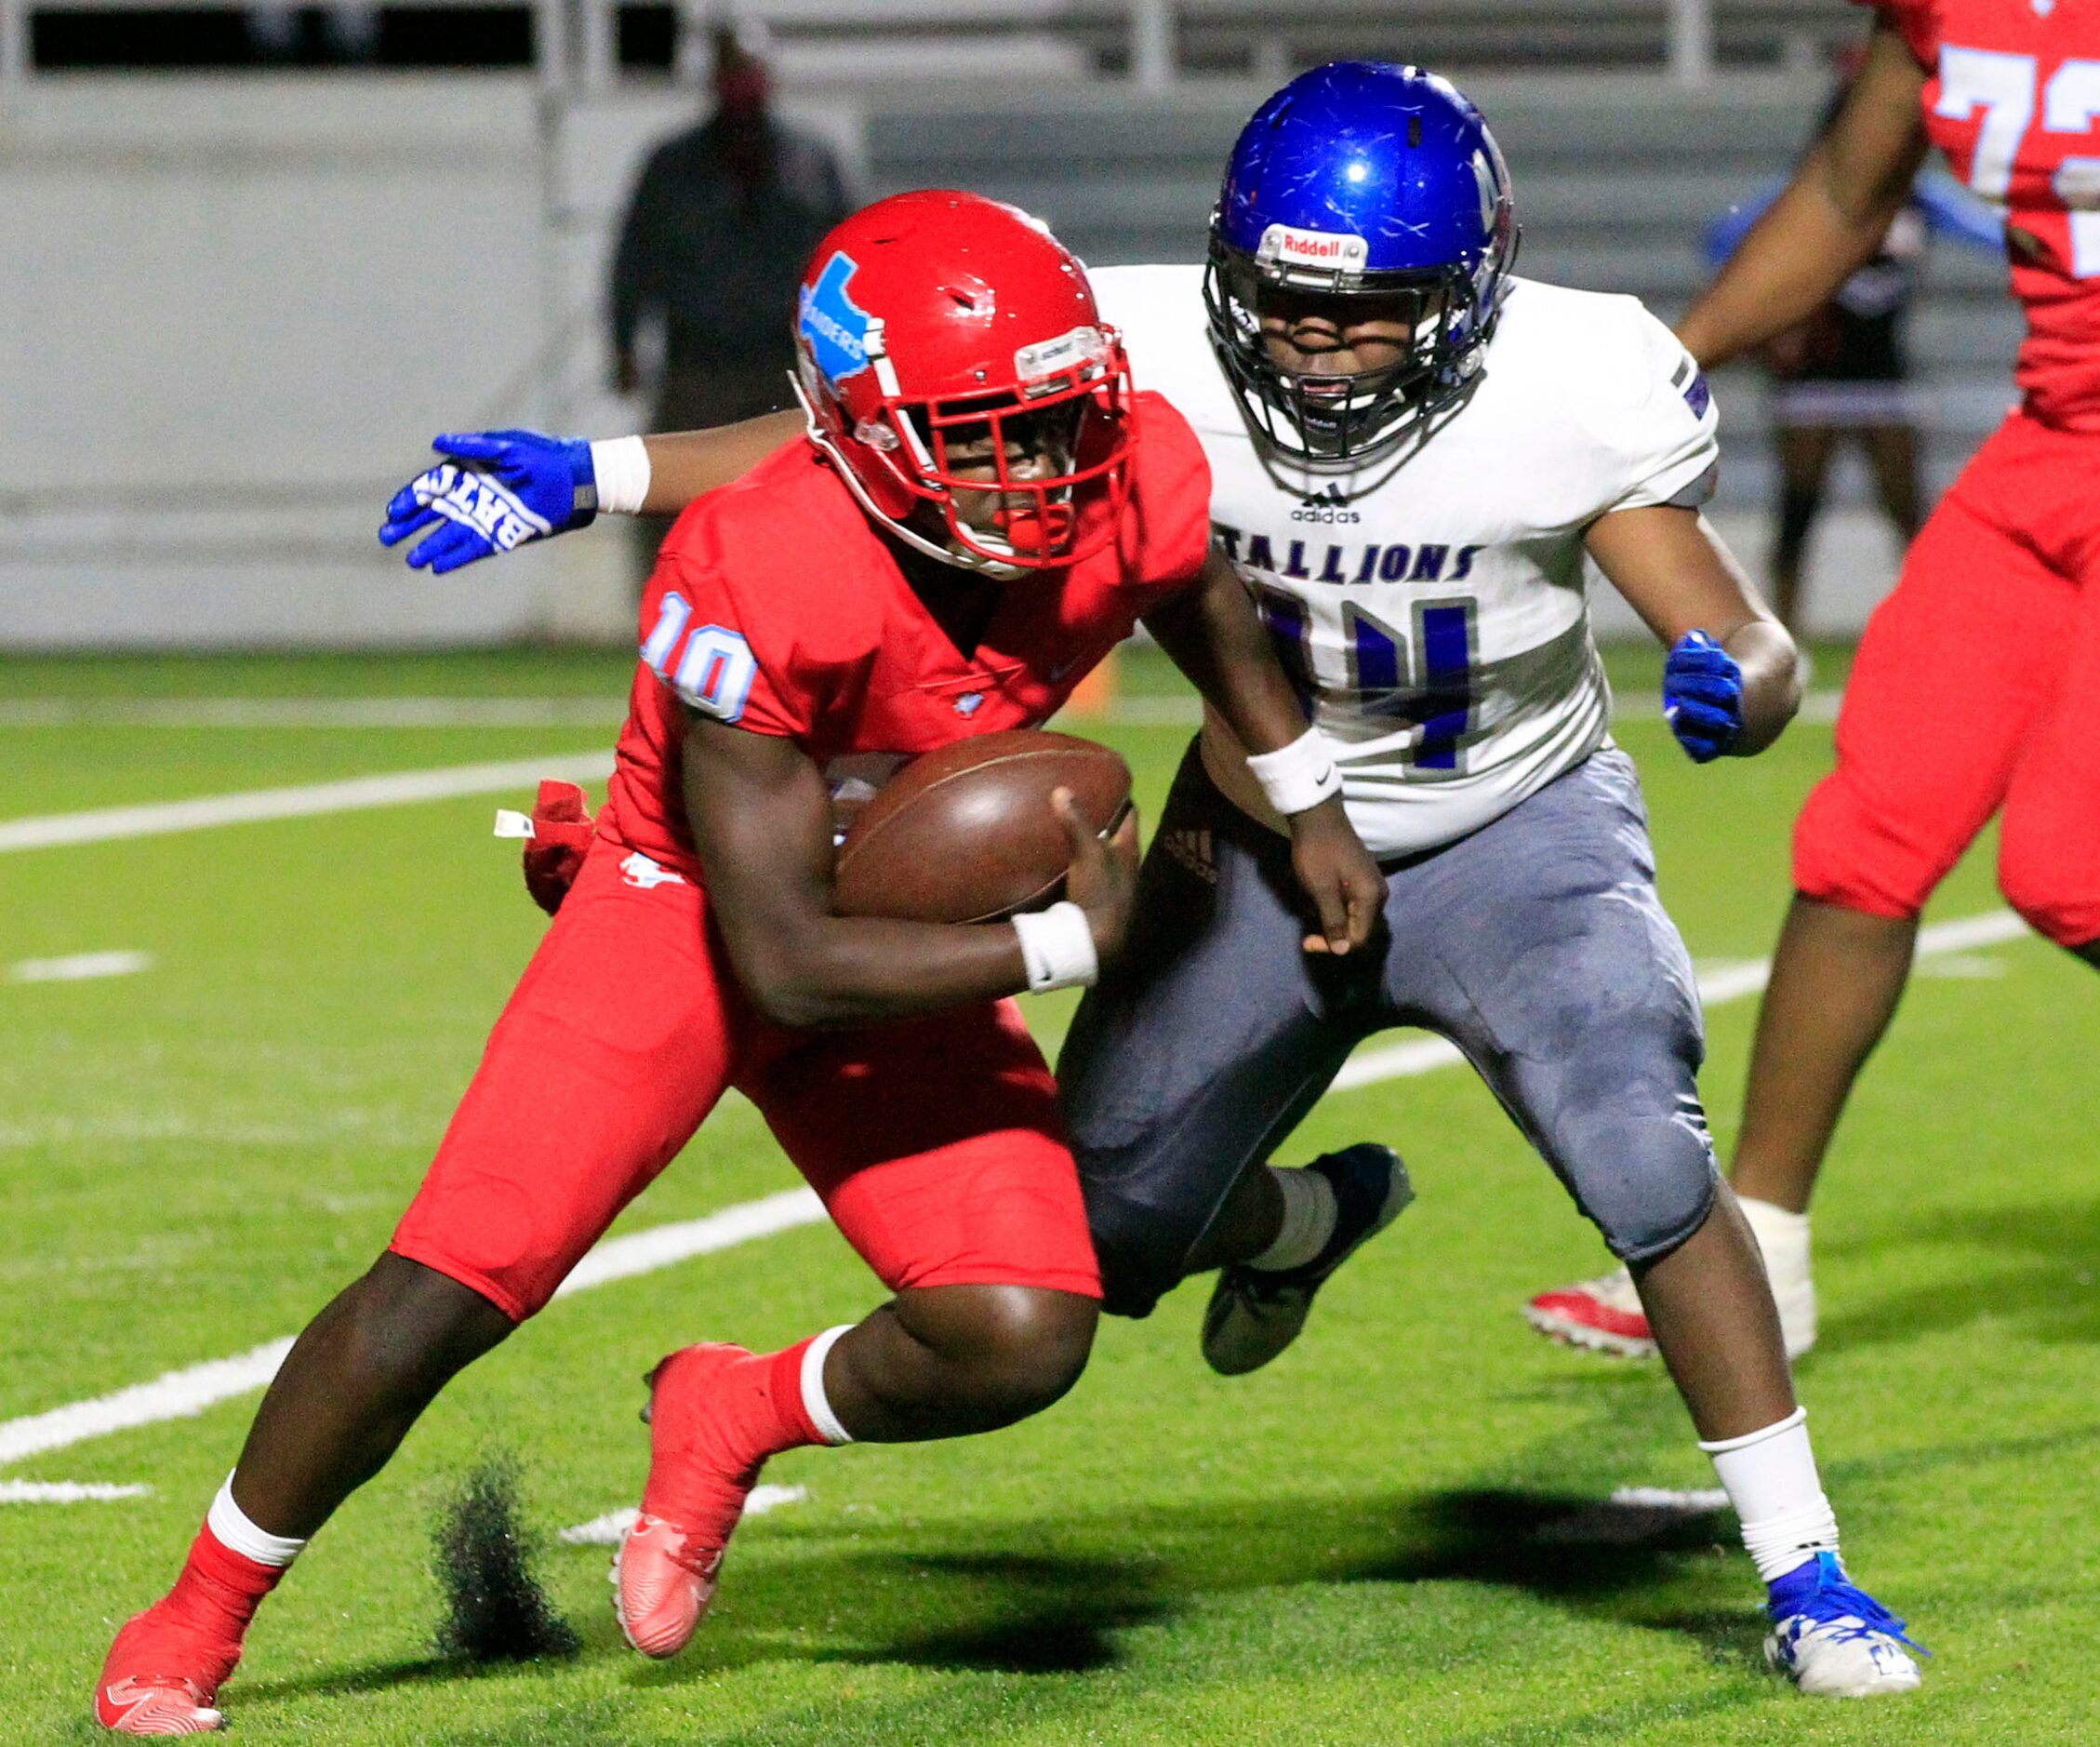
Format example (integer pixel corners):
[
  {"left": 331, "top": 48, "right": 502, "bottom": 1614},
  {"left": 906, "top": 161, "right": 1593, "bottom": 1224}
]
[
  {"left": 1246, "top": 726, "right": 1343, "bottom": 816},
  {"left": 1012, "top": 900, "right": 1098, "bottom": 994},
  {"left": 589, "top": 435, "right": 652, "bottom": 516}
]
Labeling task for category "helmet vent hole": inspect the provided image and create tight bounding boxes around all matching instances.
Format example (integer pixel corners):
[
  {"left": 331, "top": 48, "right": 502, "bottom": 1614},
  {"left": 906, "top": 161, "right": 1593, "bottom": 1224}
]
[{"left": 1408, "top": 115, "right": 1423, "bottom": 148}]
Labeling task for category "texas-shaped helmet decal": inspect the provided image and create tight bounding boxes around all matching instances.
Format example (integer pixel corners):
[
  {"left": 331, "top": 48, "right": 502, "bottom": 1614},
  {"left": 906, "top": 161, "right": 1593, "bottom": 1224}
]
[{"left": 798, "top": 252, "right": 874, "bottom": 386}]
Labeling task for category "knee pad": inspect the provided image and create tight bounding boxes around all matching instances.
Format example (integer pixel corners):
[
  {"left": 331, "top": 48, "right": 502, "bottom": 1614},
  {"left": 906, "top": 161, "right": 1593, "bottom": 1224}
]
[
  {"left": 1569, "top": 1107, "right": 1721, "bottom": 1265},
  {"left": 1792, "top": 771, "right": 1935, "bottom": 921}
]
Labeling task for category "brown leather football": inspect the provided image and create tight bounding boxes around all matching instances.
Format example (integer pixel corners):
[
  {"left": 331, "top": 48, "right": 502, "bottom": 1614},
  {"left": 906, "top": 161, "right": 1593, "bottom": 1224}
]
[{"left": 832, "top": 729, "right": 1133, "bottom": 924}]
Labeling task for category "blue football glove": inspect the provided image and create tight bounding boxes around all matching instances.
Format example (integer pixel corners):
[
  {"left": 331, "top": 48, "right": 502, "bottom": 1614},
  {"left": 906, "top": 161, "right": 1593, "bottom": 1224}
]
[
  {"left": 1662, "top": 629, "right": 1744, "bottom": 764},
  {"left": 379, "top": 429, "right": 596, "bottom": 574}
]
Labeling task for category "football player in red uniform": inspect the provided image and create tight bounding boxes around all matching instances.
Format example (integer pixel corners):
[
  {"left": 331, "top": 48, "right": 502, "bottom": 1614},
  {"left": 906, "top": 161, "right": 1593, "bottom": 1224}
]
[
  {"left": 1529, "top": 7, "right": 2100, "bottom": 1361},
  {"left": 93, "top": 192, "right": 1382, "bottom": 1735}
]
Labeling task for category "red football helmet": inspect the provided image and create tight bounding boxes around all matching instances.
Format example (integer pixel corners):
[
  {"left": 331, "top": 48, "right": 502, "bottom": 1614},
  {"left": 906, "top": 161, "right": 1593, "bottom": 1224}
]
[{"left": 792, "top": 190, "right": 1134, "bottom": 571}]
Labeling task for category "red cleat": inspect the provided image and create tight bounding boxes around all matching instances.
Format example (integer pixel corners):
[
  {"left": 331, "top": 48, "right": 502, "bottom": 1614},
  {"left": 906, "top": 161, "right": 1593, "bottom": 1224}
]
[
  {"left": 94, "top": 1605, "right": 242, "bottom": 1734},
  {"left": 1522, "top": 1269, "right": 1658, "bottom": 1359},
  {"left": 613, "top": 1343, "right": 764, "bottom": 1659}
]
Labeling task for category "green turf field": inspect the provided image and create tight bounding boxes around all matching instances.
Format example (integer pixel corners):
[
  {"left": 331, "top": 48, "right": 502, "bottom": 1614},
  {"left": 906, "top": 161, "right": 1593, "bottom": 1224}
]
[{"left": 3, "top": 644, "right": 2094, "bottom": 1744}]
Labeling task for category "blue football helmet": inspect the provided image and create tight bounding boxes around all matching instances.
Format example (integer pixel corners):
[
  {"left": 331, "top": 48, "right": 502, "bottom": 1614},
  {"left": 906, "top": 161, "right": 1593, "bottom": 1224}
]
[{"left": 1203, "top": 61, "right": 1519, "bottom": 464}]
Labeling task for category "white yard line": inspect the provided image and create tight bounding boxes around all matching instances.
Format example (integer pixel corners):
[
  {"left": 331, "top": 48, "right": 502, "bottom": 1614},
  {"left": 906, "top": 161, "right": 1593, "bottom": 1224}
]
[
  {"left": 0, "top": 754, "right": 614, "bottom": 854},
  {"left": 8, "top": 950, "right": 154, "bottom": 983},
  {"left": 549, "top": 1189, "right": 823, "bottom": 1300},
  {"left": 0, "top": 684, "right": 1847, "bottom": 855},
  {"left": 0, "top": 1339, "right": 298, "bottom": 1470},
  {"left": 0, "top": 1480, "right": 153, "bottom": 1503},
  {"left": 0, "top": 1193, "right": 826, "bottom": 1470},
  {"left": 0, "top": 699, "right": 625, "bottom": 730},
  {"left": 0, "top": 908, "right": 2025, "bottom": 1475},
  {"left": 558, "top": 1484, "right": 806, "bottom": 1546},
  {"left": 0, "top": 688, "right": 1848, "bottom": 736},
  {"left": 1333, "top": 908, "right": 2027, "bottom": 1088}
]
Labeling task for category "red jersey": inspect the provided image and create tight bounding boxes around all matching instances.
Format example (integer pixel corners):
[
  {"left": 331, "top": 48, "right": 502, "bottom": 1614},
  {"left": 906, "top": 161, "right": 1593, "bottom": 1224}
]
[
  {"left": 1869, "top": 0, "right": 2100, "bottom": 427},
  {"left": 601, "top": 390, "right": 1212, "bottom": 876}
]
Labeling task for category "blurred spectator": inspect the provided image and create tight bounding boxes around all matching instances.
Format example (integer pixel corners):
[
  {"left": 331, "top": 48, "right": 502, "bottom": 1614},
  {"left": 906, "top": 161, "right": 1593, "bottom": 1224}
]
[
  {"left": 610, "top": 26, "right": 851, "bottom": 581},
  {"left": 1708, "top": 66, "right": 2000, "bottom": 633}
]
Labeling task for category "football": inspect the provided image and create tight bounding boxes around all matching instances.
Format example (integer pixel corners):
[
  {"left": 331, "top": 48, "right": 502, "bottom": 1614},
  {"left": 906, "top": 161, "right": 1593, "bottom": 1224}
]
[{"left": 831, "top": 729, "right": 1132, "bottom": 924}]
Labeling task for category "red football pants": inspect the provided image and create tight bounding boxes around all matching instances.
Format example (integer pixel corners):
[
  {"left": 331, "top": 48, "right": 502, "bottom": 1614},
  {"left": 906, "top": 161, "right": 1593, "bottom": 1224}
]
[
  {"left": 391, "top": 838, "right": 1100, "bottom": 1322},
  {"left": 1794, "top": 409, "right": 2100, "bottom": 947}
]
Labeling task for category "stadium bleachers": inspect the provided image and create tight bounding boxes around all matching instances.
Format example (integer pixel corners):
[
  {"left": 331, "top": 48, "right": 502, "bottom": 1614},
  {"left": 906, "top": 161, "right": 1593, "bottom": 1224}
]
[
  {"left": 0, "top": 5, "right": 2023, "bottom": 643},
  {"left": 858, "top": 73, "right": 2021, "bottom": 510}
]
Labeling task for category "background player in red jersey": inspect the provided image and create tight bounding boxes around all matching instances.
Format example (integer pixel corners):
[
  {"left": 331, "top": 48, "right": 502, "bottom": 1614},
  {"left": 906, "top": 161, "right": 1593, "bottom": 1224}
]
[
  {"left": 1529, "top": 7, "right": 2100, "bottom": 1359},
  {"left": 92, "top": 191, "right": 1382, "bottom": 1735}
]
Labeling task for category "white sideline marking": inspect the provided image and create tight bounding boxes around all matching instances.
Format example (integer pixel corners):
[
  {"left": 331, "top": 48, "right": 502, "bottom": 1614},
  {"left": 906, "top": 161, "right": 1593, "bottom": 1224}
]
[
  {"left": 0, "top": 911, "right": 2027, "bottom": 1472},
  {"left": 0, "top": 1192, "right": 827, "bottom": 1469},
  {"left": 0, "top": 753, "right": 614, "bottom": 854},
  {"left": 7, "top": 950, "right": 154, "bottom": 983},
  {"left": 0, "top": 698, "right": 624, "bottom": 730},
  {"left": 557, "top": 1484, "right": 806, "bottom": 1546},
  {"left": 1332, "top": 909, "right": 2027, "bottom": 1089},
  {"left": 0, "top": 1479, "right": 153, "bottom": 1503}
]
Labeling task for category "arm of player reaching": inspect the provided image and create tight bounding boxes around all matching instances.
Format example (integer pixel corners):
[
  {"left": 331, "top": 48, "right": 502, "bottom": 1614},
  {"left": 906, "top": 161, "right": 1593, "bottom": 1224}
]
[
  {"left": 628, "top": 414, "right": 805, "bottom": 511},
  {"left": 1676, "top": 19, "right": 1929, "bottom": 368},
  {"left": 1586, "top": 506, "right": 1802, "bottom": 763},
  {"left": 679, "top": 708, "right": 1139, "bottom": 1029},
  {"left": 1142, "top": 550, "right": 1384, "bottom": 955},
  {"left": 379, "top": 413, "right": 805, "bottom": 574}
]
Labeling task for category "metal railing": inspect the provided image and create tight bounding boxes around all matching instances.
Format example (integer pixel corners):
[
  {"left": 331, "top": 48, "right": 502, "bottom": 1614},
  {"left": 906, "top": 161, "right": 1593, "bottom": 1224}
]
[{"left": 0, "top": 0, "right": 1740, "bottom": 100}]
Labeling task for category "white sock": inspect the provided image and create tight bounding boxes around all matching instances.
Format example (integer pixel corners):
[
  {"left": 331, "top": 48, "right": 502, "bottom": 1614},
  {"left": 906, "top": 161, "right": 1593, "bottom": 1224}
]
[
  {"left": 800, "top": 1324, "right": 857, "bottom": 1447},
  {"left": 1699, "top": 1407, "right": 1841, "bottom": 1585},
  {"left": 1249, "top": 1166, "right": 1339, "bottom": 1272},
  {"left": 206, "top": 1473, "right": 307, "bottom": 1568},
  {"left": 1739, "top": 1197, "right": 1811, "bottom": 1277}
]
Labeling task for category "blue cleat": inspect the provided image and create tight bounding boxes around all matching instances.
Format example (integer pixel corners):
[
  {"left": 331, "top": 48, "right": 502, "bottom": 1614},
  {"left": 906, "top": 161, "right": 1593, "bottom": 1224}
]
[
  {"left": 1765, "top": 1552, "right": 1923, "bottom": 1697},
  {"left": 1201, "top": 1144, "right": 1412, "bottom": 1376}
]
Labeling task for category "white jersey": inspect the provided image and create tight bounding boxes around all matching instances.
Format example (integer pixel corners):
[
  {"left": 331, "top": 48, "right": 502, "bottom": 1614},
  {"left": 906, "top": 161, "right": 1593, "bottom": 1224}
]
[{"left": 1090, "top": 264, "right": 1721, "bottom": 858}]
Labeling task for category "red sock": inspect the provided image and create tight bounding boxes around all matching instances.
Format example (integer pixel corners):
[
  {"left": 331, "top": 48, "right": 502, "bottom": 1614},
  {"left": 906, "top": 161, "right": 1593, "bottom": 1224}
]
[
  {"left": 640, "top": 1338, "right": 827, "bottom": 1540},
  {"left": 161, "top": 1524, "right": 287, "bottom": 1646}
]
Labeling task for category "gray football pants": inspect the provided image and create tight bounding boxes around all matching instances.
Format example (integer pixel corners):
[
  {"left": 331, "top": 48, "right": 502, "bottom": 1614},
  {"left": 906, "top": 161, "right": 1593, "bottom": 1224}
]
[{"left": 1059, "top": 742, "right": 1720, "bottom": 1317}]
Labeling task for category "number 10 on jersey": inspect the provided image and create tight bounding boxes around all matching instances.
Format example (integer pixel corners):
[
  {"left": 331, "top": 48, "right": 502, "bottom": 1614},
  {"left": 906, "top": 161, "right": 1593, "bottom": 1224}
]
[{"left": 1256, "top": 588, "right": 1481, "bottom": 774}]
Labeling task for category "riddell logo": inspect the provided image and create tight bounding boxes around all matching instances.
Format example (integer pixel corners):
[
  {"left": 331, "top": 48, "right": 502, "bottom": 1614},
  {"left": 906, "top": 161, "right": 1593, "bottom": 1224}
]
[{"left": 1256, "top": 224, "right": 1370, "bottom": 273}]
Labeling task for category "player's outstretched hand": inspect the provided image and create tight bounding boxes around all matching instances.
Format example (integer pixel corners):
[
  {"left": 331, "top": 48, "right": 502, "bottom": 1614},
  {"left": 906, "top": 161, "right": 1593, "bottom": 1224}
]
[
  {"left": 379, "top": 429, "right": 596, "bottom": 574},
  {"left": 1663, "top": 629, "right": 1745, "bottom": 764},
  {"left": 1057, "top": 787, "right": 1141, "bottom": 968},
  {"left": 1290, "top": 796, "right": 1385, "bottom": 955}
]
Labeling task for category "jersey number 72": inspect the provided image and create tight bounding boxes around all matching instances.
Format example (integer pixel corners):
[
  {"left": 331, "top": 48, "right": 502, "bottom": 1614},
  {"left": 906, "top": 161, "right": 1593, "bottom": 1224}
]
[{"left": 1936, "top": 47, "right": 2100, "bottom": 274}]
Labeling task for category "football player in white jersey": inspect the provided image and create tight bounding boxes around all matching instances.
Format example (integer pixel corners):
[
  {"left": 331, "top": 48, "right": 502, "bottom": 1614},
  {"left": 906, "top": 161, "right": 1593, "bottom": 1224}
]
[{"left": 379, "top": 62, "right": 1922, "bottom": 1698}]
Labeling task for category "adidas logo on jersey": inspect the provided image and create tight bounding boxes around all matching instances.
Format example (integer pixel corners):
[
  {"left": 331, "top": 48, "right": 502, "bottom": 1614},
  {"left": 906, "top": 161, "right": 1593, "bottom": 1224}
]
[
  {"left": 1161, "top": 827, "right": 1218, "bottom": 885},
  {"left": 1292, "top": 487, "right": 1361, "bottom": 525}
]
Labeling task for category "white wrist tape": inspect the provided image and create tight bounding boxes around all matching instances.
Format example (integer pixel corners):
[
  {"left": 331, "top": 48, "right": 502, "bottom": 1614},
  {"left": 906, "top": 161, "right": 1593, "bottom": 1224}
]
[
  {"left": 589, "top": 435, "right": 652, "bottom": 516},
  {"left": 1012, "top": 900, "right": 1097, "bottom": 994},
  {"left": 1246, "top": 727, "right": 1342, "bottom": 816}
]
